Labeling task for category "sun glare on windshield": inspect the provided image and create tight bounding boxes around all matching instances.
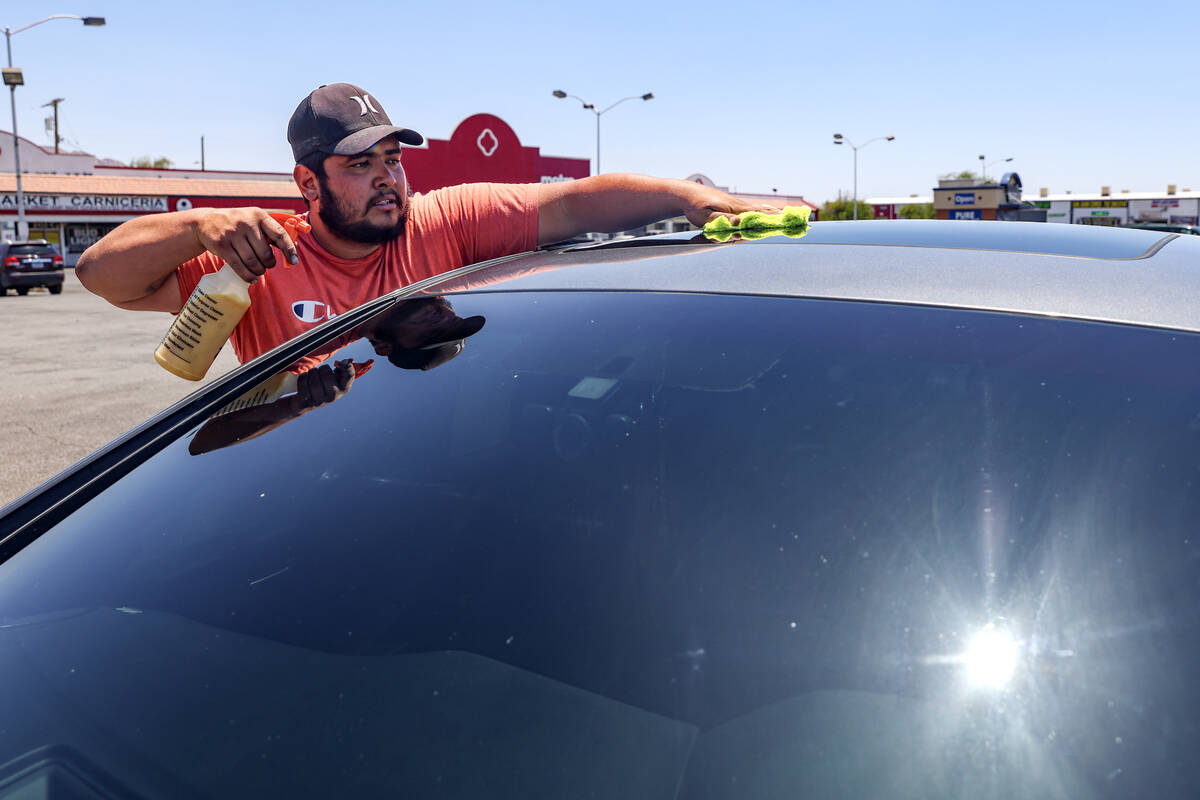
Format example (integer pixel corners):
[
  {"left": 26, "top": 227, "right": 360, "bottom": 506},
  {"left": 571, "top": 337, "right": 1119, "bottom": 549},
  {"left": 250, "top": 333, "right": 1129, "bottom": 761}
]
[{"left": 963, "top": 623, "right": 1020, "bottom": 690}]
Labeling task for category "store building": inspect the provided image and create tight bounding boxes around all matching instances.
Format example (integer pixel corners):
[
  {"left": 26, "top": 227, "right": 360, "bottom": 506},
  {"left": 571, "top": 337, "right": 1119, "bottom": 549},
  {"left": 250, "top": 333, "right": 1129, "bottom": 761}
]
[
  {"left": 872, "top": 181, "right": 1199, "bottom": 226},
  {"left": 400, "top": 114, "right": 589, "bottom": 192},
  {"left": 1025, "top": 186, "right": 1199, "bottom": 226},
  {"left": 1, "top": 131, "right": 302, "bottom": 265},
  {"left": 931, "top": 173, "right": 1033, "bottom": 220}
]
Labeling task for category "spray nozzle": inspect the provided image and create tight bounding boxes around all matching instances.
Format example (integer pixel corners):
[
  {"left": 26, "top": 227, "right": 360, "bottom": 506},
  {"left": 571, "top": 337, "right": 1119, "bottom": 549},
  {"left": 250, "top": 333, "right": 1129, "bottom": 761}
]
[{"left": 268, "top": 212, "right": 312, "bottom": 266}]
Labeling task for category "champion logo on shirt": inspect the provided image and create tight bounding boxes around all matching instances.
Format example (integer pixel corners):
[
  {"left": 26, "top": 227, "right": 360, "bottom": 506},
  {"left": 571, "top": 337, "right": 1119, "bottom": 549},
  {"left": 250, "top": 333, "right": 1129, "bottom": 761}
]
[{"left": 292, "top": 301, "right": 336, "bottom": 324}]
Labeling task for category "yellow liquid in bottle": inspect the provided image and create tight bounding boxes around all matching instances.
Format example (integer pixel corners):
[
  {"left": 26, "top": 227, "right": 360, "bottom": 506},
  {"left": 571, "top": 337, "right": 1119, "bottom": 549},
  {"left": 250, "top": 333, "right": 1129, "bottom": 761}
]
[{"left": 154, "top": 265, "right": 251, "bottom": 381}]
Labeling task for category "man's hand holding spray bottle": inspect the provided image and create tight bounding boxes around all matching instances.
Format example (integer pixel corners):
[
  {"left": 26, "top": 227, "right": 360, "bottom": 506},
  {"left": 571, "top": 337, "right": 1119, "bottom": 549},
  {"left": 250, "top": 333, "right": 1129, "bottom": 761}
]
[{"left": 154, "top": 212, "right": 312, "bottom": 382}]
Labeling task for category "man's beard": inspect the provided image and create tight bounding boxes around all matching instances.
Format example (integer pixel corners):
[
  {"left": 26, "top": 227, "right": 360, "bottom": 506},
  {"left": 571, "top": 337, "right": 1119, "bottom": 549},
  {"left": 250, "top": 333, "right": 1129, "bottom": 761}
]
[{"left": 317, "top": 183, "right": 412, "bottom": 245}]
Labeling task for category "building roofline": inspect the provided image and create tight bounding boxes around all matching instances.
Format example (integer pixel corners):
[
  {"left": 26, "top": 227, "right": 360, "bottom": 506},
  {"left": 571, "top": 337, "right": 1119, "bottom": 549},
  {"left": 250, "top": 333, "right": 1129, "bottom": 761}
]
[
  {"left": 93, "top": 164, "right": 293, "bottom": 178},
  {"left": 866, "top": 196, "right": 933, "bottom": 205},
  {"left": 1032, "top": 192, "right": 1200, "bottom": 202},
  {"left": 0, "top": 129, "right": 91, "bottom": 158}
]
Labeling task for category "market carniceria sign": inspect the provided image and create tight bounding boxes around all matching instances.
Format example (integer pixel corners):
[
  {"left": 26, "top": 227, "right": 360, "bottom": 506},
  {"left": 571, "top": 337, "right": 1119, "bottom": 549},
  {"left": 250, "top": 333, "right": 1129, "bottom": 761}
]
[{"left": 0, "top": 193, "right": 168, "bottom": 212}]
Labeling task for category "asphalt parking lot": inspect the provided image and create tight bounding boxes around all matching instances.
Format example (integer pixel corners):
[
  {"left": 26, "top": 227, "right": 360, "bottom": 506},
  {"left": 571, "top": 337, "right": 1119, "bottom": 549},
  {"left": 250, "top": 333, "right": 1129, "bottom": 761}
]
[{"left": 0, "top": 270, "right": 238, "bottom": 507}]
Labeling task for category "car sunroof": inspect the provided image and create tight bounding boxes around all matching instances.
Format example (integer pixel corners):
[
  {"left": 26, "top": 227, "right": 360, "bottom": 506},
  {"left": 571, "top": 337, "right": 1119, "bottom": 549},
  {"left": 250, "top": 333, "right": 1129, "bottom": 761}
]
[
  {"left": 585, "top": 220, "right": 1174, "bottom": 261},
  {"left": 790, "top": 220, "right": 1173, "bottom": 259}
]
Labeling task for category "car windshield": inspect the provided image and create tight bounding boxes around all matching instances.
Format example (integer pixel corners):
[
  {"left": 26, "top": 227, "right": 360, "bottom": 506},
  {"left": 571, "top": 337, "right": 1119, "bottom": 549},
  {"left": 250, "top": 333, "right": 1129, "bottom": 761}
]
[
  {"left": 2, "top": 290, "right": 1199, "bottom": 798},
  {"left": 6, "top": 245, "right": 55, "bottom": 256}
]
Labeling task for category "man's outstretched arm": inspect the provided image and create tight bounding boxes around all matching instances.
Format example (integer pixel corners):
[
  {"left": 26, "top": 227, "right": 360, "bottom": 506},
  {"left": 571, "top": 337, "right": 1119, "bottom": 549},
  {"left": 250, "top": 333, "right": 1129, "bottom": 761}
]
[
  {"left": 76, "top": 208, "right": 300, "bottom": 312},
  {"left": 536, "top": 174, "right": 781, "bottom": 246}
]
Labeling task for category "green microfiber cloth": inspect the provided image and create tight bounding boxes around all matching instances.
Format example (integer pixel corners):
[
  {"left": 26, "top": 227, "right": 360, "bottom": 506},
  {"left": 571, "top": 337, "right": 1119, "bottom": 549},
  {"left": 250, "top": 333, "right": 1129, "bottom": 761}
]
[{"left": 702, "top": 205, "right": 812, "bottom": 242}]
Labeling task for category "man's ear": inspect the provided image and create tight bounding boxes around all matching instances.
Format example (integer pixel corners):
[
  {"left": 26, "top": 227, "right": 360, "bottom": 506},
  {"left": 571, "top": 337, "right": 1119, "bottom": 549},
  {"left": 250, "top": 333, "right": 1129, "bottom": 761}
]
[{"left": 293, "top": 164, "right": 321, "bottom": 202}]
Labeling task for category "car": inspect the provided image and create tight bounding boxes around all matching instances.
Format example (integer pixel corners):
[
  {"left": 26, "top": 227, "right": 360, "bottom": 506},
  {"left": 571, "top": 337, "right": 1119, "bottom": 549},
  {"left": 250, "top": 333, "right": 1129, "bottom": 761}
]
[
  {"left": 2, "top": 219, "right": 1200, "bottom": 798},
  {"left": 1122, "top": 222, "right": 1200, "bottom": 235},
  {"left": 0, "top": 239, "right": 65, "bottom": 296}
]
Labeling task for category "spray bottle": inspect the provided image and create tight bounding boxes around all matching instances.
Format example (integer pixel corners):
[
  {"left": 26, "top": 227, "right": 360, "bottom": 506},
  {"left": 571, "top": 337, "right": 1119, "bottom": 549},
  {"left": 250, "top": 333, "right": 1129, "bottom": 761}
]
[
  {"left": 212, "top": 359, "right": 375, "bottom": 417},
  {"left": 154, "top": 212, "right": 311, "bottom": 381}
]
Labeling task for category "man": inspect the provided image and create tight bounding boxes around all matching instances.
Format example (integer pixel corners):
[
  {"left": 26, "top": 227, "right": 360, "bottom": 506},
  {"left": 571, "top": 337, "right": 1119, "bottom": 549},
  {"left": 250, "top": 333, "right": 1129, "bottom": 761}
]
[{"left": 77, "top": 82, "right": 777, "bottom": 366}]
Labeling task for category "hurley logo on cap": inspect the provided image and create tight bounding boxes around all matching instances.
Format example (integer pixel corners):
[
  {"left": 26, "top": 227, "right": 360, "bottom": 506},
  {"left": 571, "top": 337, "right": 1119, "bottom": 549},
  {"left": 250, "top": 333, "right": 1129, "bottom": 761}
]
[
  {"left": 288, "top": 83, "right": 424, "bottom": 163},
  {"left": 348, "top": 94, "right": 380, "bottom": 116}
]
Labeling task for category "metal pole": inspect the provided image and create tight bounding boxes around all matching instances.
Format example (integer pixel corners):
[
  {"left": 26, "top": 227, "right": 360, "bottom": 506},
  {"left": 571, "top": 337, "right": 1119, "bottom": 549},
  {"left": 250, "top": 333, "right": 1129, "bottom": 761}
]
[
  {"left": 201, "top": 135, "right": 205, "bottom": 170},
  {"left": 6, "top": 29, "right": 28, "bottom": 240},
  {"left": 595, "top": 112, "right": 600, "bottom": 175},
  {"left": 4, "top": 16, "right": 106, "bottom": 239},
  {"left": 853, "top": 146, "right": 858, "bottom": 221},
  {"left": 42, "top": 98, "right": 64, "bottom": 153}
]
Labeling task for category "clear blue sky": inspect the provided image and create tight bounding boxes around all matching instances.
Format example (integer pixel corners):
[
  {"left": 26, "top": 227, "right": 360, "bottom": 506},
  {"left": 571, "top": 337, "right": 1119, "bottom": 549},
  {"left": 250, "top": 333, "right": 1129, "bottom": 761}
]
[{"left": 7, "top": 0, "right": 1193, "bottom": 205}]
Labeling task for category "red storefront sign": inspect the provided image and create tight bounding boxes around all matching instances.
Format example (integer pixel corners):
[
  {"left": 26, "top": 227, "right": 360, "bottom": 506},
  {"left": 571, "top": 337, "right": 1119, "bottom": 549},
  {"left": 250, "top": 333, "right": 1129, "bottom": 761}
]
[{"left": 401, "top": 113, "right": 590, "bottom": 193}]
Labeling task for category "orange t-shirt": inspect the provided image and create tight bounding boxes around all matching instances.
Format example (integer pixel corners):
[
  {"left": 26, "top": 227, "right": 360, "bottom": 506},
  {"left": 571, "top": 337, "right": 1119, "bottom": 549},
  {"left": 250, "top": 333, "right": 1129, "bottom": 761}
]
[{"left": 175, "top": 182, "right": 538, "bottom": 365}]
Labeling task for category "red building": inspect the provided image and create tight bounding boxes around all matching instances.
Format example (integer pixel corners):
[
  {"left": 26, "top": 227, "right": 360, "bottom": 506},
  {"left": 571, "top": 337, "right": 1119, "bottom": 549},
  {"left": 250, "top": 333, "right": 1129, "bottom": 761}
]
[{"left": 403, "top": 114, "right": 589, "bottom": 192}]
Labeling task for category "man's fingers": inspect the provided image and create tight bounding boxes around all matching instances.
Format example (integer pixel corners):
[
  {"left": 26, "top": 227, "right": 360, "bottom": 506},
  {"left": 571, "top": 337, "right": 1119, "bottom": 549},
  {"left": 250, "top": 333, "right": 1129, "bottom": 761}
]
[
  {"left": 292, "top": 364, "right": 352, "bottom": 412},
  {"left": 247, "top": 230, "right": 278, "bottom": 272},
  {"left": 262, "top": 217, "right": 300, "bottom": 266},
  {"left": 297, "top": 368, "right": 330, "bottom": 408},
  {"left": 228, "top": 241, "right": 263, "bottom": 282},
  {"left": 214, "top": 244, "right": 256, "bottom": 283},
  {"left": 293, "top": 372, "right": 314, "bottom": 409},
  {"left": 705, "top": 211, "right": 740, "bottom": 227},
  {"left": 196, "top": 208, "right": 300, "bottom": 279},
  {"left": 317, "top": 365, "right": 338, "bottom": 402},
  {"left": 334, "top": 359, "right": 355, "bottom": 391}
]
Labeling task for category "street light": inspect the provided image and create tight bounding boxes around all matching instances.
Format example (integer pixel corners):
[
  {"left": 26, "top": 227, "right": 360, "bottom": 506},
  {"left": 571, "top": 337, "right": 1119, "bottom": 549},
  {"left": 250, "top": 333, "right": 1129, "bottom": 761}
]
[
  {"left": 552, "top": 89, "right": 654, "bottom": 175},
  {"left": 983, "top": 156, "right": 1013, "bottom": 182},
  {"left": 832, "top": 132, "right": 895, "bottom": 220},
  {"left": 4, "top": 14, "right": 105, "bottom": 239}
]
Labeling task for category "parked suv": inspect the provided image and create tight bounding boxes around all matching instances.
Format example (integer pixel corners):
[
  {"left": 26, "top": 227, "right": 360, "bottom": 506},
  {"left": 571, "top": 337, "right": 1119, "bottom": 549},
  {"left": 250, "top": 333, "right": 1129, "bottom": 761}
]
[{"left": 0, "top": 239, "right": 64, "bottom": 296}]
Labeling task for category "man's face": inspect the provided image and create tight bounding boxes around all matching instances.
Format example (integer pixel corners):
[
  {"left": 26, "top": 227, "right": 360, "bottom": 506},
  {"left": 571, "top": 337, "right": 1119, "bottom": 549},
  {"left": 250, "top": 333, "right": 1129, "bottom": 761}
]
[{"left": 316, "top": 136, "right": 411, "bottom": 244}]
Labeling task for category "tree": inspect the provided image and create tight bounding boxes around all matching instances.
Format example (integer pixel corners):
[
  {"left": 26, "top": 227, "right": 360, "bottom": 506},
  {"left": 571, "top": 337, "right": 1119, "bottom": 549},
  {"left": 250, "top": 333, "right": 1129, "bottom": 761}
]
[
  {"left": 940, "top": 170, "right": 982, "bottom": 181},
  {"left": 820, "top": 195, "right": 874, "bottom": 221},
  {"left": 899, "top": 203, "right": 935, "bottom": 219},
  {"left": 130, "top": 155, "right": 174, "bottom": 169}
]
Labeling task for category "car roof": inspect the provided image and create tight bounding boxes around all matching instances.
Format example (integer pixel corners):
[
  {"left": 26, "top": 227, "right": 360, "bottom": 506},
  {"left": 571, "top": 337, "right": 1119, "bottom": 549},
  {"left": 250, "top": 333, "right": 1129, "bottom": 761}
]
[{"left": 415, "top": 220, "right": 1200, "bottom": 335}]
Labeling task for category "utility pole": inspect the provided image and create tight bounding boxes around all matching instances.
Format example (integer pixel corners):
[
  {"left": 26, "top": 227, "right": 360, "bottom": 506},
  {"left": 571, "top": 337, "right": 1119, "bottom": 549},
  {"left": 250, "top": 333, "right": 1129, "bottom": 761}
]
[
  {"left": 42, "top": 97, "right": 63, "bottom": 153},
  {"left": 200, "top": 135, "right": 205, "bottom": 170}
]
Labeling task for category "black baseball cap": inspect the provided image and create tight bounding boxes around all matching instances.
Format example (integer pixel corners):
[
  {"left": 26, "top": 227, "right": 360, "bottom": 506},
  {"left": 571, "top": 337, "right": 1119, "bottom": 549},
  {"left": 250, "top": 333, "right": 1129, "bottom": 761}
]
[
  {"left": 364, "top": 298, "right": 486, "bottom": 371},
  {"left": 386, "top": 314, "right": 486, "bottom": 371},
  {"left": 288, "top": 83, "right": 423, "bottom": 163}
]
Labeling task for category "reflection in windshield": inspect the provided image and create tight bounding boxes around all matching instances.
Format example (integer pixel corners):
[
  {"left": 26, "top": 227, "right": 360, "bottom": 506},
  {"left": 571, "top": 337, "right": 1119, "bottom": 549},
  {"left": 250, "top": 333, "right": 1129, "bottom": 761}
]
[
  {"left": 189, "top": 296, "right": 486, "bottom": 455},
  {"left": 2, "top": 291, "right": 1199, "bottom": 798},
  {"left": 922, "top": 621, "right": 1025, "bottom": 690}
]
